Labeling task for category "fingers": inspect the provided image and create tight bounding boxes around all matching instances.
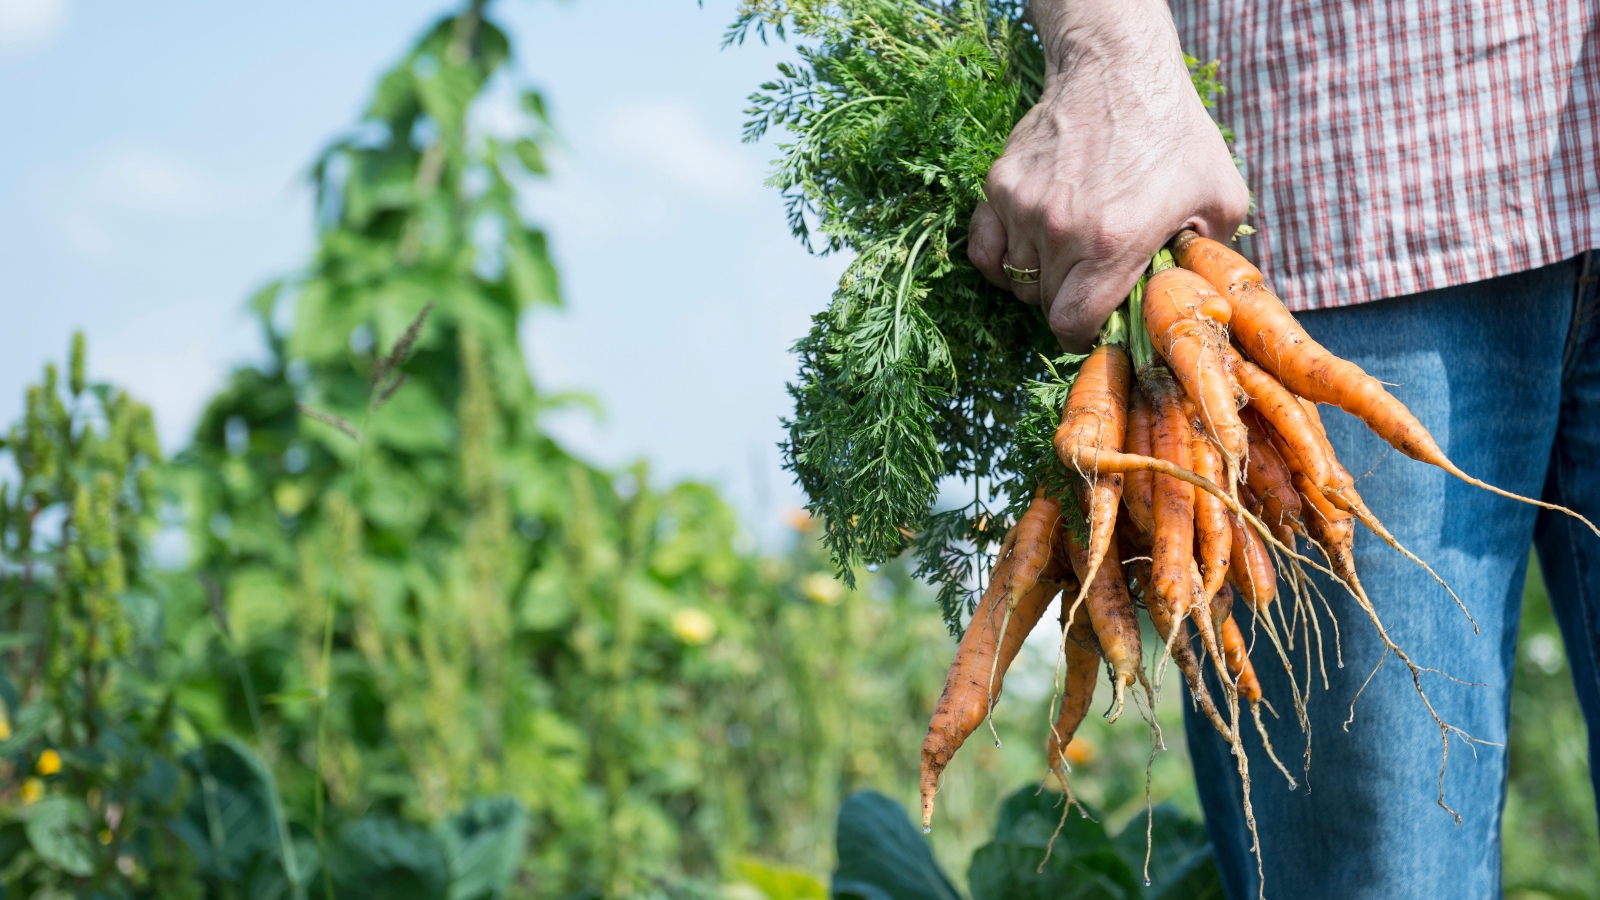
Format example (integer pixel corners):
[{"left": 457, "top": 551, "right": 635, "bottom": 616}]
[
  {"left": 1046, "top": 248, "right": 1152, "bottom": 353},
  {"left": 1185, "top": 172, "right": 1252, "bottom": 242},
  {"left": 967, "top": 201, "right": 1011, "bottom": 290},
  {"left": 1003, "top": 238, "right": 1043, "bottom": 305}
]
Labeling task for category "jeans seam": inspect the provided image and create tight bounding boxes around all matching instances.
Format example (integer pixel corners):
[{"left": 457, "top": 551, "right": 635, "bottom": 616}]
[
  {"left": 1554, "top": 439, "right": 1600, "bottom": 713},
  {"left": 1566, "top": 251, "right": 1600, "bottom": 378}
]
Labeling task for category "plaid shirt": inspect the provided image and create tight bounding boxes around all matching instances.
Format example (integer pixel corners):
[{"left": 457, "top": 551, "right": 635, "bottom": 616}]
[{"left": 1171, "top": 1, "right": 1600, "bottom": 310}]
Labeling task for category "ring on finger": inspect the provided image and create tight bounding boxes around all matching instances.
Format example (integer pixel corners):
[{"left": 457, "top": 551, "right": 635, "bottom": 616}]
[{"left": 1003, "top": 260, "right": 1041, "bottom": 284}]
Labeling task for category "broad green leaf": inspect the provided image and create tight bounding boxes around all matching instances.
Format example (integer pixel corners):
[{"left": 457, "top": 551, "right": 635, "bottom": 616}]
[
  {"left": 329, "top": 816, "right": 450, "bottom": 900},
  {"left": 438, "top": 796, "right": 527, "bottom": 900},
  {"left": 991, "top": 787, "right": 1112, "bottom": 853},
  {"left": 24, "top": 796, "right": 95, "bottom": 877},
  {"left": 831, "top": 791, "right": 959, "bottom": 900},
  {"left": 1111, "top": 805, "right": 1223, "bottom": 900},
  {"left": 968, "top": 844, "right": 1136, "bottom": 900}
]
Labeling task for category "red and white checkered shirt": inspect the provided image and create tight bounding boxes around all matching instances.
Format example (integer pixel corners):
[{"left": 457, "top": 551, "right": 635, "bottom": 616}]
[{"left": 1171, "top": 1, "right": 1600, "bottom": 310}]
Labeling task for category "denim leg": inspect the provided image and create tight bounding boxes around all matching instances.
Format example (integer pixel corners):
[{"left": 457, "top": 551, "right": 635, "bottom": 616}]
[
  {"left": 1532, "top": 254, "right": 1600, "bottom": 812},
  {"left": 1184, "top": 258, "right": 1577, "bottom": 899}
]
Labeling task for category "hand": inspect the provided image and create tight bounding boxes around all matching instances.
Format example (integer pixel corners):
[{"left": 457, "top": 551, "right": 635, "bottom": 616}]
[{"left": 968, "top": 0, "right": 1249, "bottom": 351}]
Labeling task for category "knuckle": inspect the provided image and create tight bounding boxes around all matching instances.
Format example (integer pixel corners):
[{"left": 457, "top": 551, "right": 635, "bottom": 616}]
[
  {"left": 1079, "top": 223, "right": 1128, "bottom": 261},
  {"left": 1041, "top": 203, "right": 1077, "bottom": 245}
]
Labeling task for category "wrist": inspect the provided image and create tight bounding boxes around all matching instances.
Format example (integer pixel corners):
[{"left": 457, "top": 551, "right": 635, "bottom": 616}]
[{"left": 1031, "top": 0, "right": 1183, "bottom": 80}]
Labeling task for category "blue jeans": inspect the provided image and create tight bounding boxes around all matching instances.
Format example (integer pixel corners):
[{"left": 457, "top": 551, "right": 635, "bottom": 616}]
[{"left": 1184, "top": 252, "right": 1600, "bottom": 898}]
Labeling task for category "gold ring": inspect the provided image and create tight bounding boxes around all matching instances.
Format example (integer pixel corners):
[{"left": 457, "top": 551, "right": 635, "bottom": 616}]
[{"left": 1003, "top": 261, "right": 1040, "bottom": 284}]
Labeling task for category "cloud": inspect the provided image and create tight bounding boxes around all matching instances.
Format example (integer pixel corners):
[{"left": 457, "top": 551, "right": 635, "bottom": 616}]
[
  {"left": 0, "top": 0, "right": 68, "bottom": 54},
  {"left": 19, "top": 142, "right": 243, "bottom": 259},
  {"left": 94, "top": 147, "right": 224, "bottom": 214},
  {"left": 602, "top": 100, "right": 758, "bottom": 202}
]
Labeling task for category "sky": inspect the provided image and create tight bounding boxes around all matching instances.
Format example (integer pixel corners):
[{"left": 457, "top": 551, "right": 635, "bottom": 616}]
[{"left": 0, "top": 0, "right": 846, "bottom": 542}]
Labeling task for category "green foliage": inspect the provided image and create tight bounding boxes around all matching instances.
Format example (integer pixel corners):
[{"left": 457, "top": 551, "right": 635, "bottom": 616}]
[
  {"left": 734, "top": 0, "right": 1053, "bottom": 631},
  {"left": 154, "top": 1, "right": 960, "bottom": 896},
  {"left": 0, "top": 336, "right": 200, "bottom": 897},
  {"left": 829, "top": 787, "right": 1219, "bottom": 900},
  {"left": 734, "top": 1, "right": 1234, "bottom": 632}
]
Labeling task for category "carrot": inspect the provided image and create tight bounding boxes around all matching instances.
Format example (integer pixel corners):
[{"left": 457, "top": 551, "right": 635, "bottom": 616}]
[
  {"left": 1189, "top": 413, "right": 1232, "bottom": 602},
  {"left": 1146, "top": 369, "right": 1196, "bottom": 623},
  {"left": 1121, "top": 386, "right": 1156, "bottom": 539},
  {"left": 920, "top": 553, "right": 1067, "bottom": 830},
  {"left": 1241, "top": 408, "right": 1303, "bottom": 536},
  {"left": 1220, "top": 610, "right": 1259, "bottom": 705},
  {"left": 1210, "top": 581, "right": 1236, "bottom": 644},
  {"left": 1227, "top": 346, "right": 1335, "bottom": 493},
  {"left": 1054, "top": 343, "right": 1131, "bottom": 637},
  {"left": 1144, "top": 577, "right": 1232, "bottom": 739},
  {"left": 1294, "top": 471, "right": 1355, "bottom": 578},
  {"left": 1046, "top": 608, "right": 1102, "bottom": 774},
  {"left": 1143, "top": 265, "right": 1247, "bottom": 470},
  {"left": 1047, "top": 432, "right": 1302, "bottom": 579},
  {"left": 1007, "top": 491, "right": 1063, "bottom": 604},
  {"left": 1226, "top": 483, "right": 1278, "bottom": 612},
  {"left": 1061, "top": 525, "right": 1144, "bottom": 721},
  {"left": 1172, "top": 229, "right": 1599, "bottom": 537}
]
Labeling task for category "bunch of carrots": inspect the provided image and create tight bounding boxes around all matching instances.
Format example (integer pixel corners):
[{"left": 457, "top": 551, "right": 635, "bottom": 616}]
[{"left": 917, "top": 231, "right": 1597, "bottom": 866}]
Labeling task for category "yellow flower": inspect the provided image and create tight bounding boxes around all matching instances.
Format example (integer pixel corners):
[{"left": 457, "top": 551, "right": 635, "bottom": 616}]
[
  {"left": 98, "top": 829, "right": 113, "bottom": 845},
  {"left": 20, "top": 778, "right": 44, "bottom": 805},
  {"left": 801, "top": 573, "right": 844, "bottom": 605},
  {"left": 0, "top": 713, "right": 10, "bottom": 741},
  {"left": 670, "top": 608, "right": 716, "bottom": 646},
  {"left": 36, "top": 749, "right": 61, "bottom": 776}
]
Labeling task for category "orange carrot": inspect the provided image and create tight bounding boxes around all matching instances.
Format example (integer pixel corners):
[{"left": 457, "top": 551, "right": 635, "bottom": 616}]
[
  {"left": 1294, "top": 471, "right": 1357, "bottom": 586},
  {"left": 1061, "top": 525, "right": 1143, "bottom": 720},
  {"left": 1143, "top": 265, "right": 1247, "bottom": 470},
  {"left": 1122, "top": 385, "right": 1156, "bottom": 538},
  {"left": 1227, "top": 346, "right": 1336, "bottom": 493},
  {"left": 1226, "top": 482, "right": 1278, "bottom": 613},
  {"left": 1210, "top": 581, "right": 1236, "bottom": 645},
  {"left": 1054, "top": 343, "right": 1131, "bottom": 630},
  {"left": 1140, "top": 567, "right": 1231, "bottom": 739},
  {"left": 1173, "top": 229, "right": 1598, "bottom": 535},
  {"left": 1147, "top": 369, "right": 1196, "bottom": 623},
  {"left": 1189, "top": 412, "right": 1232, "bottom": 601},
  {"left": 1241, "top": 408, "right": 1304, "bottom": 535},
  {"left": 920, "top": 553, "right": 1067, "bottom": 830},
  {"left": 1220, "top": 611, "right": 1259, "bottom": 704},
  {"left": 1007, "top": 491, "right": 1063, "bottom": 604},
  {"left": 1046, "top": 608, "right": 1102, "bottom": 773}
]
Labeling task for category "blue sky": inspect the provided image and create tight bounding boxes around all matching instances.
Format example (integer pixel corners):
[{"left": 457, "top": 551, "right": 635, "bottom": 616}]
[{"left": 0, "top": 0, "right": 845, "bottom": 541}]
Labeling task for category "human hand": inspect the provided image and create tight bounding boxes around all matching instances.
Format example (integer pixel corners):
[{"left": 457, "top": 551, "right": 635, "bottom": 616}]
[{"left": 968, "top": 0, "right": 1249, "bottom": 351}]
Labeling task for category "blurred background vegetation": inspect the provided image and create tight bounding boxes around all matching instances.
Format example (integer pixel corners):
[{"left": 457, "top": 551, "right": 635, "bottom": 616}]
[{"left": 0, "top": 1, "right": 1593, "bottom": 898}]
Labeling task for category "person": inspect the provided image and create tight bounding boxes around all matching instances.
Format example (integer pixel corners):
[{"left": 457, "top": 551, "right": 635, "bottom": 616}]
[{"left": 968, "top": 0, "right": 1600, "bottom": 896}]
